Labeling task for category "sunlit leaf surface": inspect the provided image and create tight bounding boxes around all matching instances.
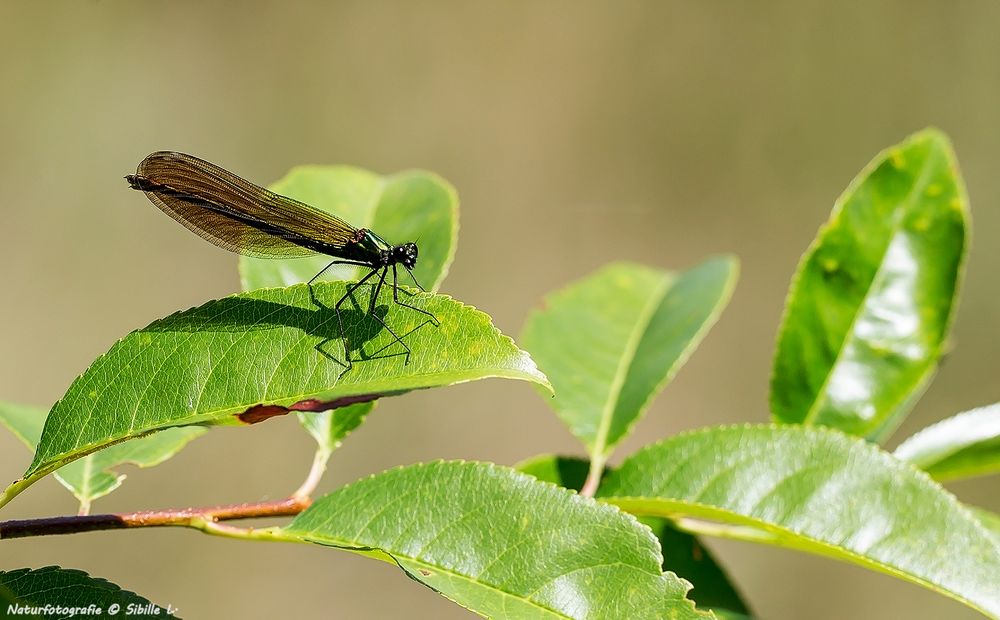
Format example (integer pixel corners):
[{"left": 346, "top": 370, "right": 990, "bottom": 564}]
[
  {"left": 285, "top": 461, "right": 711, "bottom": 619},
  {"left": 517, "top": 454, "right": 752, "bottom": 617},
  {"left": 600, "top": 425, "right": 1000, "bottom": 618},
  {"left": 522, "top": 257, "right": 736, "bottom": 459},
  {"left": 238, "top": 165, "right": 459, "bottom": 453},
  {"left": 17, "top": 283, "right": 548, "bottom": 490},
  {"left": 894, "top": 403, "right": 1000, "bottom": 482},
  {"left": 771, "top": 129, "right": 968, "bottom": 439}
]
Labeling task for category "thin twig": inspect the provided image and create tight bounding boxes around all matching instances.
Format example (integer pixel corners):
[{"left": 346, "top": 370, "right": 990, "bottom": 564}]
[
  {"left": 0, "top": 496, "right": 310, "bottom": 539},
  {"left": 1, "top": 428, "right": 341, "bottom": 540}
]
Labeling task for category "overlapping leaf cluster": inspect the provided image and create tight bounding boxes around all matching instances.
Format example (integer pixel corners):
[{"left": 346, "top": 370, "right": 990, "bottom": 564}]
[
  {"left": 517, "top": 129, "right": 1000, "bottom": 619},
  {"left": 3, "top": 130, "right": 999, "bottom": 619}
]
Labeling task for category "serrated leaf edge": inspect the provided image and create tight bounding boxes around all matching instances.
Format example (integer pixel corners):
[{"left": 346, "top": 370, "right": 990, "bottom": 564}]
[
  {"left": 603, "top": 422, "right": 999, "bottom": 618},
  {"left": 286, "top": 460, "right": 691, "bottom": 618},
  {"left": 24, "top": 287, "right": 548, "bottom": 480}
]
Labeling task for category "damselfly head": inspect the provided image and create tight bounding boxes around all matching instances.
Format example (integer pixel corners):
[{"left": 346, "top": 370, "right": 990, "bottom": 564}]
[{"left": 393, "top": 242, "right": 418, "bottom": 269}]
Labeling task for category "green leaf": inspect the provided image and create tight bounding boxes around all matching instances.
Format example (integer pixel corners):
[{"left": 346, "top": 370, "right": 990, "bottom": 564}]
[
  {"left": 0, "top": 401, "right": 46, "bottom": 448},
  {"left": 238, "top": 166, "right": 458, "bottom": 455},
  {"left": 0, "top": 401, "right": 204, "bottom": 509},
  {"left": 642, "top": 519, "right": 753, "bottom": 620},
  {"left": 968, "top": 507, "right": 1000, "bottom": 548},
  {"left": 297, "top": 402, "right": 372, "bottom": 454},
  {"left": 515, "top": 453, "right": 594, "bottom": 490},
  {"left": 239, "top": 166, "right": 458, "bottom": 292},
  {"left": 599, "top": 425, "right": 1000, "bottom": 618},
  {"left": 0, "top": 566, "right": 174, "bottom": 618},
  {"left": 284, "top": 461, "right": 710, "bottom": 620},
  {"left": 57, "top": 426, "right": 206, "bottom": 510},
  {"left": 894, "top": 403, "right": 1000, "bottom": 482},
  {"left": 771, "top": 128, "right": 968, "bottom": 440},
  {"left": 9, "top": 284, "right": 548, "bottom": 503},
  {"left": 517, "top": 454, "right": 751, "bottom": 617},
  {"left": 522, "top": 257, "right": 737, "bottom": 462}
]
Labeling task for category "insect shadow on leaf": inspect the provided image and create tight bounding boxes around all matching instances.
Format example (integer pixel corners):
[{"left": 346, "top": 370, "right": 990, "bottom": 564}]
[
  {"left": 145, "top": 284, "right": 436, "bottom": 372},
  {"left": 309, "top": 282, "right": 437, "bottom": 369}
]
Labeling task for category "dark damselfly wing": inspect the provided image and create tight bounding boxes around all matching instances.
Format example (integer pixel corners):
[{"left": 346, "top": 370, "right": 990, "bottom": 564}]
[{"left": 130, "top": 151, "right": 360, "bottom": 259}]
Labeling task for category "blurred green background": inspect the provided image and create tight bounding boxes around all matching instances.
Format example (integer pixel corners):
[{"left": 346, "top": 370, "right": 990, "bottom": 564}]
[{"left": 2, "top": 2, "right": 999, "bottom": 618}]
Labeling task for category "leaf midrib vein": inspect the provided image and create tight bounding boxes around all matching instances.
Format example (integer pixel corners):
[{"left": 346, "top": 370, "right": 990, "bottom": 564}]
[
  {"left": 801, "top": 149, "right": 940, "bottom": 426},
  {"left": 590, "top": 276, "right": 670, "bottom": 458}
]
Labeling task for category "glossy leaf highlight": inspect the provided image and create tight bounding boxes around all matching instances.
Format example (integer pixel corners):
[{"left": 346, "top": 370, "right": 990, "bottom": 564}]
[
  {"left": 771, "top": 129, "right": 968, "bottom": 439},
  {"left": 522, "top": 257, "right": 737, "bottom": 459},
  {"left": 285, "top": 461, "right": 710, "bottom": 620},
  {"left": 599, "top": 425, "right": 1000, "bottom": 618},
  {"left": 894, "top": 403, "right": 1000, "bottom": 482}
]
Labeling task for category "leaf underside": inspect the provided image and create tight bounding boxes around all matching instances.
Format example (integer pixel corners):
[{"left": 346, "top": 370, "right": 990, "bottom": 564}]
[{"left": 0, "top": 401, "right": 204, "bottom": 506}]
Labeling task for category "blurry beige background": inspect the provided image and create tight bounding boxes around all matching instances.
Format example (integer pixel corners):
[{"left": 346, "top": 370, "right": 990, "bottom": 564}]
[{"left": 2, "top": 2, "right": 999, "bottom": 618}]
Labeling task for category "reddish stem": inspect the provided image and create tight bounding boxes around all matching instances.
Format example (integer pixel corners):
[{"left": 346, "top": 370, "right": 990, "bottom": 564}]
[{"left": 0, "top": 496, "right": 310, "bottom": 539}]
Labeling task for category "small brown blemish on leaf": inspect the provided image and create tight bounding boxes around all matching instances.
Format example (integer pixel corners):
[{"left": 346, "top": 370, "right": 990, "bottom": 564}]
[
  {"left": 238, "top": 404, "right": 290, "bottom": 424},
  {"left": 418, "top": 569, "right": 432, "bottom": 576},
  {"left": 237, "top": 394, "right": 383, "bottom": 424}
]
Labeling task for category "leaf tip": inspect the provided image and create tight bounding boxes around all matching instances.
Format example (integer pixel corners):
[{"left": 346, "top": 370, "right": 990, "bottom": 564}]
[{"left": 910, "top": 125, "right": 951, "bottom": 148}]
